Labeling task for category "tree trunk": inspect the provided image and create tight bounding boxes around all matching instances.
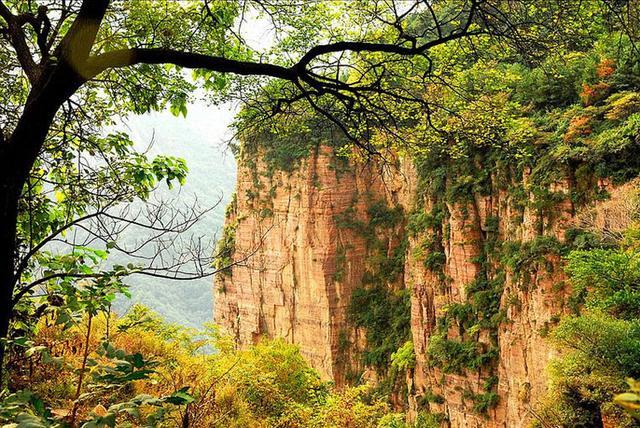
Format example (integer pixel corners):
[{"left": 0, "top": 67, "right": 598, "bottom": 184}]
[
  {"left": 0, "top": 179, "right": 20, "bottom": 385},
  {"left": 0, "top": 0, "right": 110, "bottom": 384},
  {"left": 0, "top": 64, "right": 84, "bottom": 382}
]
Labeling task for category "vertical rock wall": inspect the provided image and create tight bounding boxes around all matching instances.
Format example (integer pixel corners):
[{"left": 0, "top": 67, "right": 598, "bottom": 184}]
[
  {"left": 214, "top": 144, "right": 593, "bottom": 426},
  {"left": 405, "top": 167, "right": 576, "bottom": 427},
  {"left": 214, "top": 146, "right": 403, "bottom": 384}
]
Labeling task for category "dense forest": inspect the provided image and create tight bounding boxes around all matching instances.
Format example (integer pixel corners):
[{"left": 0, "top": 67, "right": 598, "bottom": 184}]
[{"left": 3, "top": 0, "right": 640, "bottom": 427}]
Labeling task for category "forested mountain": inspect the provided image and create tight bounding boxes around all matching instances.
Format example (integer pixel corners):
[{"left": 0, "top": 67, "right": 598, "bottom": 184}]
[{"left": 112, "top": 105, "right": 237, "bottom": 329}]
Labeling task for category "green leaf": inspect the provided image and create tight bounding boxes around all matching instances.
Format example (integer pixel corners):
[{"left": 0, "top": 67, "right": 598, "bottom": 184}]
[{"left": 165, "top": 390, "right": 194, "bottom": 405}]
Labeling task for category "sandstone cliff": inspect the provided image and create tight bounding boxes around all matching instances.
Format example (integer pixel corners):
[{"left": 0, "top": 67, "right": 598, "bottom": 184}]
[
  {"left": 215, "top": 145, "right": 405, "bottom": 386},
  {"left": 214, "top": 143, "right": 605, "bottom": 426}
]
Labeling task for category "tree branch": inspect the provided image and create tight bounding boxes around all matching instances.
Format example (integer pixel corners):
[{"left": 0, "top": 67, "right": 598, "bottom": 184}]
[
  {"left": 55, "top": 0, "right": 110, "bottom": 66},
  {"left": 0, "top": 0, "right": 38, "bottom": 83},
  {"left": 12, "top": 209, "right": 110, "bottom": 285},
  {"left": 294, "top": 0, "right": 481, "bottom": 73},
  {"left": 14, "top": 272, "right": 105, "bottom": 304},
  {"left": 85, "top": 48, "right": 296, "bottom": 81}
]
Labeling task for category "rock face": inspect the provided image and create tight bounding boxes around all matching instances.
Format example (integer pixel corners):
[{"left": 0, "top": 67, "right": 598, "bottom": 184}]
[
  {"left": 404, "top": 169, "right": 575, "bottom": 427},
  {"left": 214, "top": 145, "right": 587, "bottom": 426},
  {"left": 215, "top": 146, "right": 403, "bottom": 385}
]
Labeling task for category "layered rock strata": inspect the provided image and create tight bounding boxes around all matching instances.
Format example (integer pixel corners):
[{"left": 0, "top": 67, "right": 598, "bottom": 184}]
[{"left": 215, "top": 145, "right": 596, "bottom": 427}]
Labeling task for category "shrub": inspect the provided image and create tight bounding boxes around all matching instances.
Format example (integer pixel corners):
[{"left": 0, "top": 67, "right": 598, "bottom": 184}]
[
  {"left": 472, "top": 392, "right": 499, "bottom": 414},
  {"left": 426, "top": 334, "right": 496, "bottom": 374},
  {"left": 566, "top": 249, "right": 640, "bottom": 318},
  {"left": 391, "top": 341, "right": 416, "bottom": 371},
  {"left": 213, "top": 221, "right": 238, "bottom": 276},
  {"left": 348, "top": 287, "right": 411, "bottom": 369},
  {"left": 541, "top": 311, "right": 640, "bottom": 426}
]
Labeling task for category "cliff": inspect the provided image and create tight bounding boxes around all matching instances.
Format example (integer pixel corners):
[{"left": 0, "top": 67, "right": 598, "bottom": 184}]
[
  {"left": 211, "top": 29, "right": 640, "bottom": 425},
  {"left": 214, "top": 137, "right": 604, "bottom": 426},
  {"left": 215, "top": 145, "right": 407, "bottom": 386},
  {"left": 403, "top": 165, "right": 577, "bottom": 427}
]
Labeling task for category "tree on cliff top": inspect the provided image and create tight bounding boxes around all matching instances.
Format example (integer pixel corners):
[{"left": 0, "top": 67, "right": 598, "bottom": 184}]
[{"left": 0, "top": 0, "right": 633, "bottom": 381}]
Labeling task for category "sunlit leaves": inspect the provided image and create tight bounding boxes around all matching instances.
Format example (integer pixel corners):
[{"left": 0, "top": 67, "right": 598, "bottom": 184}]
[
  {"left": 615, "top": 379, "right": 640, "bottom": 420},
  {"left": 0, "top": 390, "right": 54, "bottom": 427}
]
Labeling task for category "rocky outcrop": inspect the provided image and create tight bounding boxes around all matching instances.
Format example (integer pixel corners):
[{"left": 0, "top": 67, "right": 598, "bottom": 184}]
[
  {"left": 215, "top": 146, "right": 404, "bottom": 384},
  {"left": 404, "top": 169, "right": 575, "bottom": 427},
  {"left": 214, "top": 144, "right": 597, "bottom": 426}
]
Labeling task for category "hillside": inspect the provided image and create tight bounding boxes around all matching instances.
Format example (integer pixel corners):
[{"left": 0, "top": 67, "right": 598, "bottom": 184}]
[{"left": 113, "top": 105, "right": 237, "bottom": 329}]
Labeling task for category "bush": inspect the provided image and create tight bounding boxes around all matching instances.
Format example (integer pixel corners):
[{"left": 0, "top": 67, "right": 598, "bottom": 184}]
[
  {"left": 541, "top": 311, "right": 640, "bottom": 426},
  {"left": 426, "top": 334, "right": 496, "bottom": 374},
  {"left": 391, "top": 341, "right": 416, "bottom": 371},
  {"left": 214, "top": 221, "right": 238, "bottom": 277},
  {"left": 348, "top": 287, "right": 412, "bottom": 369},
  {"left": 472, "top": 392, "right": 499, "bottom": 414},
  {"left": 566, "top": 249, "right": 640, "bottom": 318},
  {"left": 1, "top": 306, "right": 415, "bottom": 427}
]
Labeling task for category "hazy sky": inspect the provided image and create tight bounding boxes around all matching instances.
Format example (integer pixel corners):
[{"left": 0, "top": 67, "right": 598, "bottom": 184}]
[{"left": 113, "top": 101, "right": 239, "bottom": 328}]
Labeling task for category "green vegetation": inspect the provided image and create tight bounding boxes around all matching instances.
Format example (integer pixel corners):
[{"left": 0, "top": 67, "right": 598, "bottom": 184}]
[
  {"left": 470, "top": 391, "right": 500, "bottom": 415},
  {"left": 566, "top": 248, "right": 640, "bottom": 318},
  {"left": 333, "top": 245, "right": 348, "bottom": 283},
  {"left": 391, "top": 341, "right": 416, "bottom": 372},
  {"left": 535, "top": 229, "right": 640, "bottom": 426},
  {"left": 426, "top": 334, "right": 497, "bottom": 375},
  {"left": 339, "top": 197, "right": 411, "bottom": 373},
  {"left": 214, "top": 221, "right": 238, "bottom": 278},
  {"left": 4, "top": 0, "right": 640, "bottom": 426},
  {"left": 348, "top": 286, "right": 411, "bottom": 370},
  {"left": 237, "top": 115, "right": 346, "bottom": 176},
  {"left": 1, "top": 305, "right": 432, "bottom": 427}
]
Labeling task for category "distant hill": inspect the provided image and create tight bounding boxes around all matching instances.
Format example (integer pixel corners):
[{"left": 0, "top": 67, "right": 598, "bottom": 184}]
[{"left": 111, "top": 104, "right": 237, "bottom": 329}]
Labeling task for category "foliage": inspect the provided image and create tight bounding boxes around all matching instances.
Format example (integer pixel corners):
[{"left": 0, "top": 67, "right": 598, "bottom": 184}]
[
  {"left": 541, "top": 234, "right": 640, "bottom": 426},
  {"left": 377, "top": 411, "right": 443, "bottom": 428},
  {"left": 348, "top": 287, "right": 411, "bottom": 370},
  {"left": 367, "top": 201, "right": 404, "bottom": 229},
  {"left": 336, "top": 196, "right": 410, "bottom": 376},
  {"left": 615, "top": 379, "right": 640, "bottom": 420},
  {"left": 391, "top": 341, "right": 416, "bottom": 372},
  {"left": 501, "top": 237, "right": 565, "bottom": 274},
  {"left": 214, "top": 221, "right": 238, "bottom": 278},
  {"left": 237, "top": 111, "right": 350, "bottom": 176},
  {"left": 538, "top": 311, "right": 640, "bottom": 427},
  {"left": 552, "top": 313, "right": 640, "bottom": 378},
  {"left": 1, "top": 305, "right": 418, "bottom": 427},
  {"left": 426, "top": 334, "right": 496, "bottom": 375},
  {"left": 566, "top": 249, "right": 640, "bottom": 318},
  {"left": 4, "top": 303, "right": 200, "bottom": 427},
  {"left": 471, "top": 391, "right": 499, "bottom": 415},
  {"left": 406, "top": 205, "right": 444, "bottom": 238}
]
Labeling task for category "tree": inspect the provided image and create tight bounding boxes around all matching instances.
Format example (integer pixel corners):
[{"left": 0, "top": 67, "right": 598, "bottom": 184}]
[{"left": 0, "top": 0, "right": 626, "bottom": 380}]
